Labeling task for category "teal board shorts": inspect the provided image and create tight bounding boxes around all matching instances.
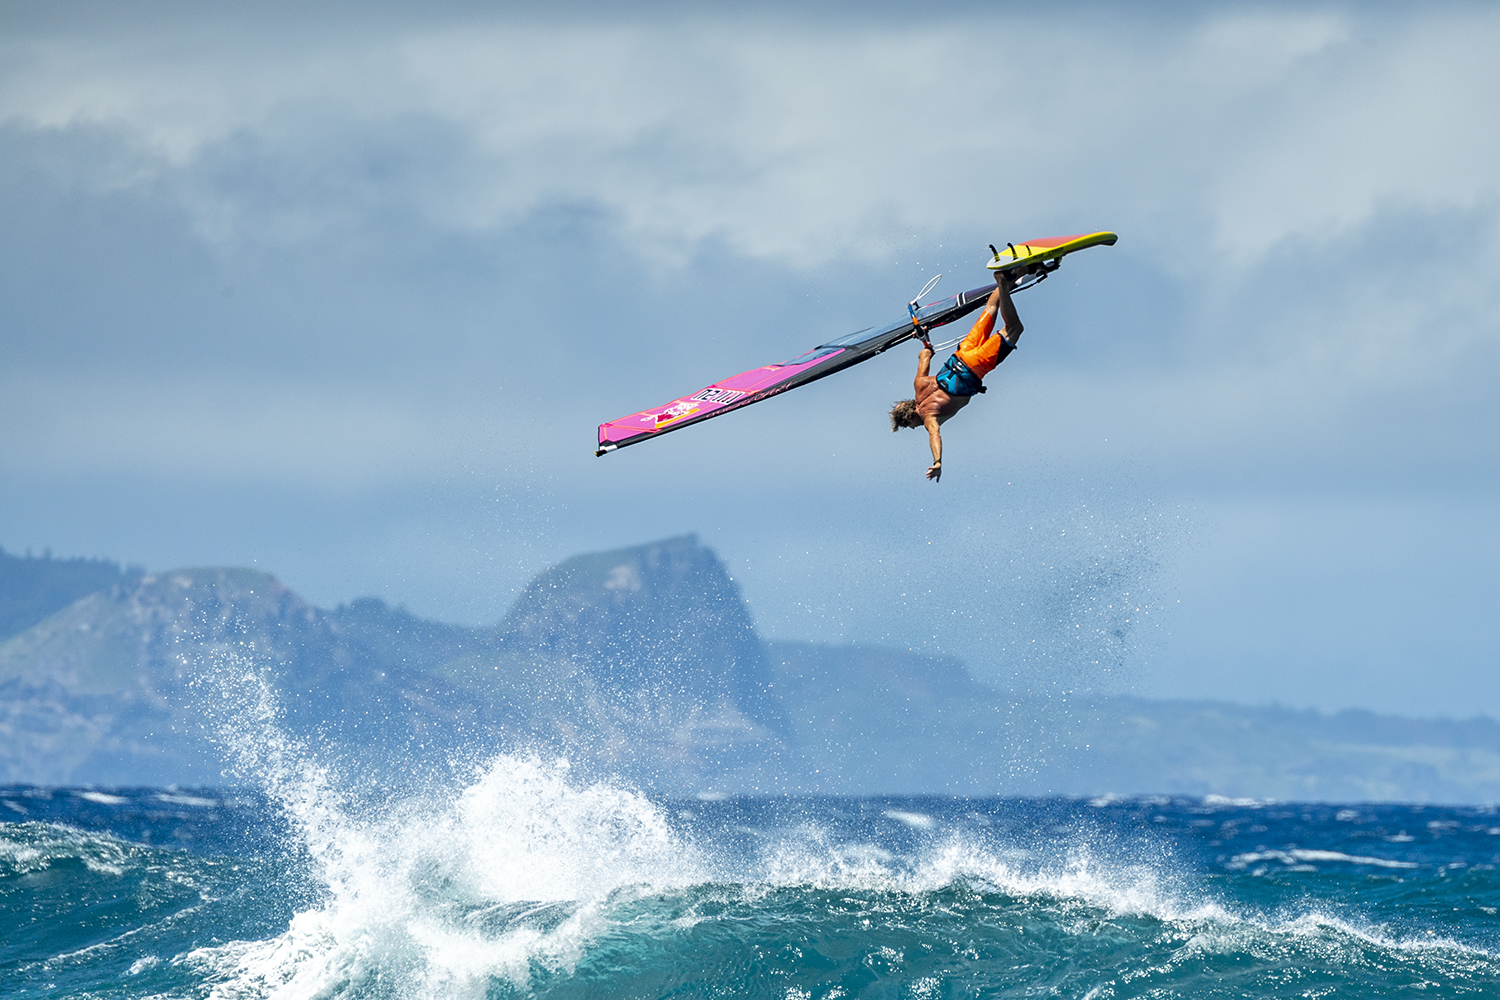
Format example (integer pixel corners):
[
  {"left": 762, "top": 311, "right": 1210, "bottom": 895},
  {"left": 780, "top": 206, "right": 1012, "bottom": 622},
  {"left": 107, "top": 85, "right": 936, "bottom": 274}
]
[{"left": 935, "top": 355, "right": 986, "bottom": 397}]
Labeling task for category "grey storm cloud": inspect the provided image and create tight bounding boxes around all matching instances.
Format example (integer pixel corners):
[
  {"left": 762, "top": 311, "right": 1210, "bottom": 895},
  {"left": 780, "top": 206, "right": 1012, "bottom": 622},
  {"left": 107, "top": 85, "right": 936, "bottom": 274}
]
[{"left": 2, "top": 1, "right": 1498, "bottom": 715}]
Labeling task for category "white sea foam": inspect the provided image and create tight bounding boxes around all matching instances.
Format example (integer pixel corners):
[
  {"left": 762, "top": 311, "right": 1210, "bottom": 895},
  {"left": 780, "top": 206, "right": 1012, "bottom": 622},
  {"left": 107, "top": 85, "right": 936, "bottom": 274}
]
[
  {"left": 745, "top": 820, "right": 1497, "bottom": 970},
  {"left": 881, "top": 809, "right": 935, "bottom": 829},
  {"left": 188, "top": 664, "right": 711, "bottom": 998},
  {"left": 1228, "top": 848, "right": 1418, "bottom": 870},
  {"left": 853, "top": 835, "right": 1495, "bottom": 968},
  {"left": 453, "top": 756, "right": 703, "bottom": 903},
  {"left": 902, "top": 842, "right": 1493, "bottom": 964},
  {"left": 127, "top": 955, "right": 161, "bottom": 974},
  {"left": 78, "top": 791, "right": 130, "bottom": 805},
  {"left": 187, "top": 749, "right": 707, "bottom": 998},
  {"left": 750, "top": 819, "right": 1232, "bottom": 927},
  {"left": 1202, "top": 794, "right": 1268, "bottom": 807},
  {"left": 1171, "top": 907, "right": 1490, "bottom": 970},
  {"left": 0, "top": 824, "right": 133, "bottom": 877},
  {"left": 0, "top": 836, "right": 45, "bottom": 871},
  {"left": 156, "top": 793, "right": 220, "bottom": 807},
  {"left": 184, "top": 661, "right": 1495, "bottom": 997}
]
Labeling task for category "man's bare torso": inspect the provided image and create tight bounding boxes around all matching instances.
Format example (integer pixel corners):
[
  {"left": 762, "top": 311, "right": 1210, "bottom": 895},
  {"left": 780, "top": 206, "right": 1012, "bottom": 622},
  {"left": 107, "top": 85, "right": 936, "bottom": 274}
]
[{"left": 914, "top": 373, "right": 970, "bottom": 423}]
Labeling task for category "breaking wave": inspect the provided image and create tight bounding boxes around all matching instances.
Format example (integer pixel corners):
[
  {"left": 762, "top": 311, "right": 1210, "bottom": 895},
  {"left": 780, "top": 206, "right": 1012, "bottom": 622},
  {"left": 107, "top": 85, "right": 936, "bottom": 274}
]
[{"left": 6, "top": 665, "right": 1498, "bottom": 998}]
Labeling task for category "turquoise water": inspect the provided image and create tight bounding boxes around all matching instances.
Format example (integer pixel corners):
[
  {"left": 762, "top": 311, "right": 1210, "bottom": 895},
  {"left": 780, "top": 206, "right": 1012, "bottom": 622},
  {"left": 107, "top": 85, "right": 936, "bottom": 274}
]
[{"left": 5, "top": 759, "right": 1500, "bottom": 999}]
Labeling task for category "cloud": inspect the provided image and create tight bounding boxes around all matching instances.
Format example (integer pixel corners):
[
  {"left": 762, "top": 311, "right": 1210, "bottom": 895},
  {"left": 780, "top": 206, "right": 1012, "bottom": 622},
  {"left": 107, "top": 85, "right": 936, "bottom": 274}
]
[
  {"left": 4, "top": 6, "right": 1497, "bottom": 269},
  {"left": 0, "top": 374, "right": 487, "bottom": 488}
]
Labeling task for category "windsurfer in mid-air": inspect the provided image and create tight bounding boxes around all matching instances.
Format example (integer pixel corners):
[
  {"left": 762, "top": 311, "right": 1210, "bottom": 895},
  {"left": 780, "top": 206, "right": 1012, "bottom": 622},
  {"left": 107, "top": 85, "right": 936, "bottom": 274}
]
[
  {"left": 889, "top": 270, "right": 1023, "bottom": 482},
  {"left": 596, "top": 232, "right": 1113, "bottom": 459}
]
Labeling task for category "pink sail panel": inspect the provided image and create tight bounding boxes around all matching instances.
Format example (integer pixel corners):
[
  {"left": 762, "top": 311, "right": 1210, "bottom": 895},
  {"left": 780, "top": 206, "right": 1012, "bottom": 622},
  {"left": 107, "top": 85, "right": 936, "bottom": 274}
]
[{"left": 597, "top": 349, "right": 846, "bottom": 447}]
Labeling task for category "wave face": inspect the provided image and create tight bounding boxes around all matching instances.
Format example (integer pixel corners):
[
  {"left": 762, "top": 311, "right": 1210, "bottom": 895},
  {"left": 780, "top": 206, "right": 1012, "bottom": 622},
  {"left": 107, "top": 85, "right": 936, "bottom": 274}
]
[{"left": 5, "top": 768, "right": 1500, "bottom": 999}]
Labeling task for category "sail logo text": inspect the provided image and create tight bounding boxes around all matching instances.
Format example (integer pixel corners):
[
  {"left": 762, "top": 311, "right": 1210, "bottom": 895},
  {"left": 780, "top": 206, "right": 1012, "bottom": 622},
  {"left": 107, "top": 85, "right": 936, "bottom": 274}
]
[{"left": 689, "top": 388, "right": 746, "bottom": 404}]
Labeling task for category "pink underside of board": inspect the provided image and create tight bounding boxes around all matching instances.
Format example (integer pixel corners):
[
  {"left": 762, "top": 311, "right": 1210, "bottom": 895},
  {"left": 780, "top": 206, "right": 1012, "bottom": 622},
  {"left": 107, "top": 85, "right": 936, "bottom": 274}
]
[{"left": 598, "top": 349, "right": 845, "bottom": 445}]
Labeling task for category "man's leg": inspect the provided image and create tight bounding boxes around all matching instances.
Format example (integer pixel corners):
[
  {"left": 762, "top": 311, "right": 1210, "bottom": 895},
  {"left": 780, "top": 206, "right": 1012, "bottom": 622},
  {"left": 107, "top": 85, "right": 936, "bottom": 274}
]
[
  {"left": 957, "top": 327, "right": 1016, "bottom": 379},
  {"left": 957, "top": 304, "right": 996, "bottom": 356}
]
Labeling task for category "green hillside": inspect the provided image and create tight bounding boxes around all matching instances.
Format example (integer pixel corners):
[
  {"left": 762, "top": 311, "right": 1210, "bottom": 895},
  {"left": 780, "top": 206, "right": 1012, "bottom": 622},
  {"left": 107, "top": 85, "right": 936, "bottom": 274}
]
[{"left": 0, "top": 547, "right": 141, "bottom": 642}]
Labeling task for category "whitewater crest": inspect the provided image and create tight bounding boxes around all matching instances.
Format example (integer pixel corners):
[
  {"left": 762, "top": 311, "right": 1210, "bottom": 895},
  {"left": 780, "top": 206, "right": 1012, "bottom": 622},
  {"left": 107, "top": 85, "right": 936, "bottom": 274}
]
[
  {"left": 186, "top": 750, "right": 713, "bottom": 998},
  {"left": 161, "top": 662, "right": 1500, "bottom": 999},
  {"left": 184, "top": 663, "right": 712, "bottom": 997}
]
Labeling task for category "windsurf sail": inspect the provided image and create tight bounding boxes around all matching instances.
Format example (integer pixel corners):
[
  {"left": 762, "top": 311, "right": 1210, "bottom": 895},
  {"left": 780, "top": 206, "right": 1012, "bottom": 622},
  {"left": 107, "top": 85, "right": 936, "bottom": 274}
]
[{"left": 596, "top": 283, "right": 996, "bottom": 456}]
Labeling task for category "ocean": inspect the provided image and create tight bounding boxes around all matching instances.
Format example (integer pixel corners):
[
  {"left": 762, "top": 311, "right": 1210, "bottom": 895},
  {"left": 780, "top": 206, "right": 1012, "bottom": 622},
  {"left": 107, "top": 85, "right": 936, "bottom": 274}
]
[{"left": 4, "top": 752, "right": 1499, "bottom": 999}]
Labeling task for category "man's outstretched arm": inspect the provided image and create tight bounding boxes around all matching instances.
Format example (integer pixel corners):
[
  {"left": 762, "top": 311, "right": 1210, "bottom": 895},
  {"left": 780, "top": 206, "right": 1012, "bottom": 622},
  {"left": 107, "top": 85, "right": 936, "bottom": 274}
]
[
  {"left": 915, "top": 344, "right": 934, "bottom": 380},
  {"left": 924, "top": 415, "right": 942, "bottom": 481}
]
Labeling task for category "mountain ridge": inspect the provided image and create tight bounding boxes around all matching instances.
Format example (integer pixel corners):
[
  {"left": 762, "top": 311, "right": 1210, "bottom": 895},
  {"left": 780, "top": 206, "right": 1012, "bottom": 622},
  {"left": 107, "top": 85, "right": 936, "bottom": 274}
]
[{"left": 3, "top": 537, "right": 1499, "bottom": 802}]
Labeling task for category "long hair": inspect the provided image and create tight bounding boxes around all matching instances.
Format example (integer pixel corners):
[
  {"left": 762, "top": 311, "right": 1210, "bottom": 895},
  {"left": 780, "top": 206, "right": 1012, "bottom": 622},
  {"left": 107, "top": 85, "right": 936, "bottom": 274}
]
[{"left": 888, "top": 399, "right": 921, "bottom": 431}]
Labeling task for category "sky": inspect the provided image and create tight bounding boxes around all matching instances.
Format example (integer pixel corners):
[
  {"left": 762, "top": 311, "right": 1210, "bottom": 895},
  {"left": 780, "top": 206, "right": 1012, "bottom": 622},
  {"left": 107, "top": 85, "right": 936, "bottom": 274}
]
[{"left": 1, "top": 1, "right": 1497, "bottom": 717}]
